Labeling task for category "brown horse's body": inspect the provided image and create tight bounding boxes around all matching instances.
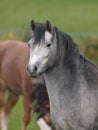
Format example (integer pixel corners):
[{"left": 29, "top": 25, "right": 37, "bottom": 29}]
[{"left": 0, "top": 40, "right": 53, "bottom": 130}]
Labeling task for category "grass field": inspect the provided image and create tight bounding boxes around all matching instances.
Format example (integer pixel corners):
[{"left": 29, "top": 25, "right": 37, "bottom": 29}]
[
  {"left": 0, "top": 0, "right": 98, "bottom": 34},
  {"left": 0, "top": 0, "right": 98, "bottom": 130}
]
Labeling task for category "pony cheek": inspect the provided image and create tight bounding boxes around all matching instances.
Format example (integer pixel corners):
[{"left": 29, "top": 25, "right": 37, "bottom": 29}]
[{"left": 37, "top": 58, "right": 48, "bottom": 74}]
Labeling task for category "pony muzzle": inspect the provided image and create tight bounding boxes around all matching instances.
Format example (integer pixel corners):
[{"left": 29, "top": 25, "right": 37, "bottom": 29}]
[{"left": 26, "top": 64, "right": 38, "bottom": 77}]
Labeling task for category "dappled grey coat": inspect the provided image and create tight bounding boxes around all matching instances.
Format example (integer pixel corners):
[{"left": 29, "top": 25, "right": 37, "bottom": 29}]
[{"left": 27, "top": 20, "right": 98, "bottom": 130}]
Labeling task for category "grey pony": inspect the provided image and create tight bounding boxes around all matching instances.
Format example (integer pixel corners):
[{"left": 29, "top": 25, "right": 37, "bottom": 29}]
[{"left": 26, "top": 20, "right": 98, "bottom": 130}]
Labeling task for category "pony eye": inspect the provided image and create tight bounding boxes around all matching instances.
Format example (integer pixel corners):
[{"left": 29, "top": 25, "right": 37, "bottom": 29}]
[{"left": 46, "top": 44, "right": 51, "bottom": 47}]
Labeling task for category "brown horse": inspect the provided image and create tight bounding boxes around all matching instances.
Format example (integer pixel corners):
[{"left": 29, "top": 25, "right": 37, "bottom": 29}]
[{"left": 0, "top": 40, "right": 53, "bottom": 130}]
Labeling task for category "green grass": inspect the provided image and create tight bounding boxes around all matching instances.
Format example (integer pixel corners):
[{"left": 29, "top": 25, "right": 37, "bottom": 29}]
[{"left": 0, "top": 0, "right": 98, "bottom": 34}]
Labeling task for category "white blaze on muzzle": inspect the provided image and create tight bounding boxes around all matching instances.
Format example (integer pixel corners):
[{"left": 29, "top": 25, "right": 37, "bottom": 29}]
[
  {"left": 29, "top": 44, "right": 49, "bottom": 67},
  {"left": 29, "top": 45, "right": 41, "bottom": 66}
]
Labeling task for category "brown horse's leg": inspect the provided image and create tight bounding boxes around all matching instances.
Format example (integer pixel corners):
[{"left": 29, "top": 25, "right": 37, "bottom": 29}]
[
  {"left": 0, "top": 79, "right": 6, "bottom": 130},
  {"left": 4, "top": 91, "right": 18, "bottom": 127},
  {"left": 22, "top": 94, "right": 33, "bottom": 130}
]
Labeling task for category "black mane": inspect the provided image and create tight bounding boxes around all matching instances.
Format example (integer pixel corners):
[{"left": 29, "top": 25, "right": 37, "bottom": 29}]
[
  {"left": 54, "top": 26, "right": 80, "bottom": 65},
  {"left": 32, "top": 23, "right": 46, "bottom": 44},
  {"left": 60, "top": 30, "right": 97, "bottom": 68}
]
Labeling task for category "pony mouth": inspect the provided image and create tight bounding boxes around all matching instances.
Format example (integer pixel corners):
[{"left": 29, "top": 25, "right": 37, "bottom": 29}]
[
  {"left": 29, "top": 69, "right": 45, "bottom": 78},
  {"left": 30, "top": 73, "right": 40, "bottom": 78}
]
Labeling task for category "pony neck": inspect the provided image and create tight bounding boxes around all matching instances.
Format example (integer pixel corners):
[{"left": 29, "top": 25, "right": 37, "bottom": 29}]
[
  {"left": 44, "top": 29, "right": 82, "bottom": 93},
  {"left": 44, "top": 32, "right": 82, "bottom": 96},
  {"left": 44, "top": 48, "right": 81, "bottom": 91}
]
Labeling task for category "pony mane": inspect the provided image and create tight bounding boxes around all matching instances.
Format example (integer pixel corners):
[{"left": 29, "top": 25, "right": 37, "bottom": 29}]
[
  {"left": 59, "top": 30, "right": 79, "bottom": 65},
  {"left": 60, "top": 31, "right": 97, "bottom": 68},
  {"left": 32, "top": 23, "right": 46, "bottom": 44}
]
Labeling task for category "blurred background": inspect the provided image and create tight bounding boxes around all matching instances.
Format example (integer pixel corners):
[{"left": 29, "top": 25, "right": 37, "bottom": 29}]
[{"left": 0, "top": 0, "right": 98, "bottom": 129}]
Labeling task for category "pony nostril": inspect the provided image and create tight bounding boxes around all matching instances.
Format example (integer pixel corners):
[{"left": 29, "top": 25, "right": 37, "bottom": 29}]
[
  {"left": 34, "top": 65, "right": 37, "bottom": 72},
  {"left": 26, "top": 64, "right": 38, "bottom": 76}
]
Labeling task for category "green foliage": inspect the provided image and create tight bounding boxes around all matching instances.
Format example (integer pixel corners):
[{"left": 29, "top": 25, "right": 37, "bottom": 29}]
[
  {"left": 85, "top": 44, "right": 98, "bottom": 64},
  {"left": 73, "top": 36, "right": 98, "bottom": 64}
]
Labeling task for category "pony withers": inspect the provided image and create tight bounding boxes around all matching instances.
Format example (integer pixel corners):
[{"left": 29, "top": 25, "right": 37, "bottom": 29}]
[
  {"left": 0, "top": 40, "right": 55, "bottom": 130},
  {"left": 27, "top": 20, "right": 98, "bottom": 130}
]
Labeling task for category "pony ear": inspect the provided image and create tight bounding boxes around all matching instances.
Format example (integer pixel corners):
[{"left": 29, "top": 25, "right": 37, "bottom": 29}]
[
  {"left": 31, "top": 19, "right": 35, "bottom": 30},
  {"left": 46, "top": 20, "right": 52, "bottom": 33}
]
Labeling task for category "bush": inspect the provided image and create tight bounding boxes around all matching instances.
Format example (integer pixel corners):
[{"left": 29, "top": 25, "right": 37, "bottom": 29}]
[{"left": 73, "top": 36, "right": 98, "bottom": 64}]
